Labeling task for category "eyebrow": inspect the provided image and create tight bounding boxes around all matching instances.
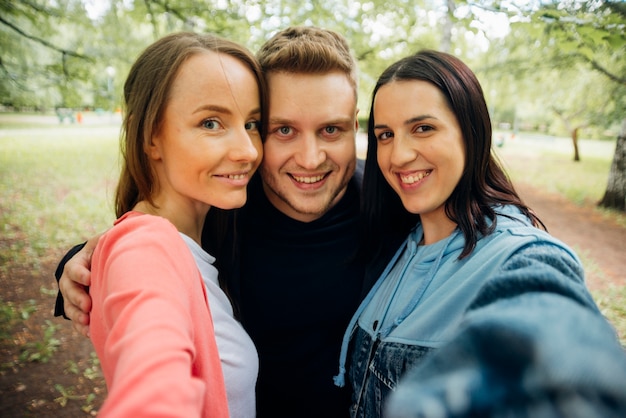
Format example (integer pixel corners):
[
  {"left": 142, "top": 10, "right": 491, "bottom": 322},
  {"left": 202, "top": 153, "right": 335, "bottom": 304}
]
[
  {"left": 269, "top": 116, "right": 353, "bottom": 125},
  {"left": 193, "top": 104, "right": 232, "bottom": 115},
  {"left": 268, "top": 117, "right": 290, "bottom": 125},
  {"left": 374, "top": 114, "right": 437, "bottom": 130},
  {"left": 193, "top": 105, "right": 262, "bottom": 117}
]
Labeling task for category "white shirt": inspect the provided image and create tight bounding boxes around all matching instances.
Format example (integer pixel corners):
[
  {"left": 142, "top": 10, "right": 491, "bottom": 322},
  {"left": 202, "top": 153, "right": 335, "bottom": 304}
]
[{"left": 181, "top": 233, "right": 258, "bottom": 418}]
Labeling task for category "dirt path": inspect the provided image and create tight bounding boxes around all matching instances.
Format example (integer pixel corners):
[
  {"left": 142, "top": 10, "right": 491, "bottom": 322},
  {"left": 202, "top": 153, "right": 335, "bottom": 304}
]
[{"left": 514, "top": 182, "right": 626, "bottom": 291}]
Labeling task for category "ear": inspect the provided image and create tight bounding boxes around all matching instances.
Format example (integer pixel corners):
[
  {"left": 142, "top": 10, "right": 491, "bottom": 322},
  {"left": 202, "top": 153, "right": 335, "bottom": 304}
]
[
  {"left": 354, "top": 108, "right": 360, "bottom": 131},
  {"left": 145, "top": 134, "right": 163, "bottom": 161}
]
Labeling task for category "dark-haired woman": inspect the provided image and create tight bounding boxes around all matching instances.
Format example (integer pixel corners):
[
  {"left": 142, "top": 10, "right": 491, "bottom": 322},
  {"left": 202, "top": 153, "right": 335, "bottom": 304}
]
[{"left": 335, "top": 50, "right": 626, "bottom": 418}]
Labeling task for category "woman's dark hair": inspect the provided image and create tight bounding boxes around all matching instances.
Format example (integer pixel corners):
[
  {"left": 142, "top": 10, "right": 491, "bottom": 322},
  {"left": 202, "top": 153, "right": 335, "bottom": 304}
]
[{"left": 361, "top": 49, "right": 544, "bottom": 260}]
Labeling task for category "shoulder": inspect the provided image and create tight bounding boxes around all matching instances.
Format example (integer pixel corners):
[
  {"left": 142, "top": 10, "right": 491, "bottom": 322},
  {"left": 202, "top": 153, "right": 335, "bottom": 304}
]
[
  {"left": 467, "top": 207, "right": 585, "bottom": 287},
  {"left": 481, "top": 226, "right": 583, "bottom": 280},
  {"left": 491, "top": 205, "right": 572, "bottom": 252},
  {"left": 103, "top": 212, "right": 180, "bottom": 244},
  {"left": 96, "top": 212, "right": 193, "bottom": 271},
  {"left": 467, "top": 238, "right": 591, "bottom": 317},
  {"left": 501, "top": 240, "right": 584, "bottom": 282},
  {"left": 92, "top": 214, "right": 202, "bottom": 303},
  {"left": 494, "top": 204, "right": 570, "bottom": 249}
]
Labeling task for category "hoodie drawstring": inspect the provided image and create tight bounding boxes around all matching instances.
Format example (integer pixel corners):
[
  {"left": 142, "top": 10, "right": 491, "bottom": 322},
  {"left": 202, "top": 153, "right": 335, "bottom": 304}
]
[
  {"left": 333, "top": 237, "right": 408, "bottom": 387},
  {"left": 333, "top": 228, "right": 460, "bottom": 388}
]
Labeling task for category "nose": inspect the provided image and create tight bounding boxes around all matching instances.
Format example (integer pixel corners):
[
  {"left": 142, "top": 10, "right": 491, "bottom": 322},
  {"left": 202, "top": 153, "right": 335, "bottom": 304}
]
[
  {"left": 230, "top": 128, "right": 260, "bottom": 163},
  {"left": 389, "top": 134, "right": 417, "bottom": 167},
  {"left": 294, "top": 135, "right": 326, "bottom": 169}
]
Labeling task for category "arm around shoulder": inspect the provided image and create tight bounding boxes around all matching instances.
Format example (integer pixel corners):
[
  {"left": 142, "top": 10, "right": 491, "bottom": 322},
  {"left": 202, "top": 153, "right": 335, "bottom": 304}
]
[
  {"left": 54, "top": 233, "right": 103, "bottom": 337},
  {"left": 54, "top": 242, "right": 87, "bottom": 318}
]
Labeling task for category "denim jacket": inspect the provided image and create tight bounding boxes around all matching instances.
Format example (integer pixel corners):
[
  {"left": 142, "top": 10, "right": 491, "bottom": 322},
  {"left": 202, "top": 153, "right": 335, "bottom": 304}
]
[{"left": 334, "top": 206, "right": 626, "bottom": 418}]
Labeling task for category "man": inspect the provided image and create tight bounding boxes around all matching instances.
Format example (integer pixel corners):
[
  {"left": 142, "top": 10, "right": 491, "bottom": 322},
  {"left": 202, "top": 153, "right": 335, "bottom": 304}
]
[{"left": 56, "top": 26, "right": 394, "bottom": 417}]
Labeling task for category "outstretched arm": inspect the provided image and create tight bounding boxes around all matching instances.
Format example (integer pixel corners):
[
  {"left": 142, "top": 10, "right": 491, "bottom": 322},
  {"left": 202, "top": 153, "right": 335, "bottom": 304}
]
[
  {"left": 91, "top": 216, "right": 229, "bottom": 417},
  {"left": 54, "top": 234, "right": 101, "bottom": 337},
  {"left": 385, "top": 243, "right": 626, "bottom": 418}
]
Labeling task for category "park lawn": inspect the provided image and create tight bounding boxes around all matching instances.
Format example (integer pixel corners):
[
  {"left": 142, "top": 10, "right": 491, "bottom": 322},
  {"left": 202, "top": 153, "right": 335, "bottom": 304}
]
[
  {"left": 1, "top": 118, "right": 120, "bottom": 415},
  {"left": 495, "top": 131, "right": 622, "bottom": 213},
  {"left": 0, "top": 124, "right": 119, "bottom": 259}
]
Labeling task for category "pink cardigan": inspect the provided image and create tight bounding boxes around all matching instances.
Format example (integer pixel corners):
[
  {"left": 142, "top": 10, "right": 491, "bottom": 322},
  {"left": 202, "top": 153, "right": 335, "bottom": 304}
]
[{"left": 90, "top": 212, "right": 229, "bottom": 417}]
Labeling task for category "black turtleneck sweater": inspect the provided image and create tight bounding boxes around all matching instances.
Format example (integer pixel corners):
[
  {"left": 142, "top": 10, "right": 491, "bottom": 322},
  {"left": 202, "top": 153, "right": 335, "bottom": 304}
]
[{"left": 230, "top": 171, "right": 363, "bottom": 418}]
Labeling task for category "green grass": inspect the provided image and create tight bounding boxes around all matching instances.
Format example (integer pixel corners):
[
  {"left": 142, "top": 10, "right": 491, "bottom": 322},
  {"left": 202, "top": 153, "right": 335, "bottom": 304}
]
[
  {"left": 495, "top": 131, "right": 625, "bottom": 227},
  {"left": 1, "top": 116, "right": 115, "bottom": 413},
  {"left": 0, "top": 122, "right": 119, "bottom": 255}
]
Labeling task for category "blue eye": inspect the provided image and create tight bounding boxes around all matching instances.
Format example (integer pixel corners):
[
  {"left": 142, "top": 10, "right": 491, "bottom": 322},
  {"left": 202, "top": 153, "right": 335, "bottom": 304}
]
[
  {"left": 246, "top": 120, "right": 260, "bottom": 131},
  {"left": 202, "top": 119, "right": 221, "bottom": 130},
  {"left": 278, "top": 126, "right": 292, "bottom": 135}
]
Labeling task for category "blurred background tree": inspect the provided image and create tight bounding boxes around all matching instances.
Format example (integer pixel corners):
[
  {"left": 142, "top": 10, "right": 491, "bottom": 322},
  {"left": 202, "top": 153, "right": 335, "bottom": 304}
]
[{"left": 1, "top": 0, "right": 624, "bottom": 210}]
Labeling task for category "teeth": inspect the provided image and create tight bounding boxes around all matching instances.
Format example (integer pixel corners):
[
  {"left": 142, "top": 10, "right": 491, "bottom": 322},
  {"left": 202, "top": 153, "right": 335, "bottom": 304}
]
[
  {"left": 227, "top": 174, "right": 246, "bottom": 180},
  {"left": 400, "top": 171, "right": 430, "bottom": 184},
  {"left": 293, "top": 175, "right": 324, "bottom": 184}
]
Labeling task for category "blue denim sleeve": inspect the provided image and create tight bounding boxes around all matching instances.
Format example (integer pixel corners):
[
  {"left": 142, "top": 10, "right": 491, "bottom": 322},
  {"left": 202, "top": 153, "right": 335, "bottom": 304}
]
[{"left": 384, "top": 242, "right": 626, "bottom": 418}]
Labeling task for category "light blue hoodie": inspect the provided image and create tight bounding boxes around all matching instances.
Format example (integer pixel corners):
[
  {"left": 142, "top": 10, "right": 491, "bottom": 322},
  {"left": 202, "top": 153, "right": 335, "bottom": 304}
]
[{"left": 357, "top": 205, "right": 581, "bottom": 348}]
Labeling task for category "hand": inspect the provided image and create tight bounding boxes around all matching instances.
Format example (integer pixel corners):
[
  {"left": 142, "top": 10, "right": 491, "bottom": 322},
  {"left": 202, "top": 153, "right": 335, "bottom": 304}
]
[{"left": 59, "top": 234, "right": 101, "bottom": 337}]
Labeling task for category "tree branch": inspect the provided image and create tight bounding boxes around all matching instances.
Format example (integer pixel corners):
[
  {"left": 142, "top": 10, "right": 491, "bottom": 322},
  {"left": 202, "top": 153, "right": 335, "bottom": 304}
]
[
  {"left": 0, "top": 58, "right": 30, "bottom": 91},
  {"left": 577, "top": 53, "right": 626, "bottom": 86},
  {"left": 150, "top": 0, "right": 188, "bottom": 24},
  {"left": 0, "top": 15, "right": 91, "bottom": 60}
]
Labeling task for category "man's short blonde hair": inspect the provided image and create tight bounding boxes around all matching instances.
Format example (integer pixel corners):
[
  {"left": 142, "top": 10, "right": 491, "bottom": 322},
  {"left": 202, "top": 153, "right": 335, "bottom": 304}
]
[{"left": 257, "top": 26, "right": 358, "bottom": 99}]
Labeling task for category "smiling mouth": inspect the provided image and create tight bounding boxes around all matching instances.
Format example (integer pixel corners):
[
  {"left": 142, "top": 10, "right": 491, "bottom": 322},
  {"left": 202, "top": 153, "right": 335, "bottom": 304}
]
[
  {"left": 225, "top": 173, "right": 248, "bottom": 180},
  {"left": 399, "top": 170, "right": 431, "bottom": 184},
  {"left": 290, "top": 173, "right": 328, "bottom": 184},
  {"left": 215, "top": 171, "right": 251, "bottom": 181}
]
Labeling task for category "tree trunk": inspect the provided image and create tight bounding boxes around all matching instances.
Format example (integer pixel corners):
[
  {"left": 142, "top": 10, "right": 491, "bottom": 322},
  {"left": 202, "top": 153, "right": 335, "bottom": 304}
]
[
  {"left": 598, "top": 118, "right": 626, "bottom": 211},
  {"left": 572, "top": 127, "right": 580, "bottom": 162}
]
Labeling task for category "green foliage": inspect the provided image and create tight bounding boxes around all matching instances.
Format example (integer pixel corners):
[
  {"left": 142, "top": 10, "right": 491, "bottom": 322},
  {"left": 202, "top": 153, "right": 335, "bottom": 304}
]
[
  {"left": 536, "top": 1, "right": 626, "bottom": 52},
  {"left": 62, "top": 352, "right": 102, "bottom": 412},
  {"left": 478, "top": 0, "right": 625, "bottom": 140},
  {"left": 0, "top": 1, "right": 532, "bottom": 114},
  {"left": 3, "top": 0, "right": 622, "bottom": 137},
  {"left": 1, "top": 0, "right": 97, "bottom": 108},
  {"left": 83, "top": 351, "right": 102, "bottom": 381},
  {"left": 534, "top": 1, "right": 625, "bottom": 111},
  {"left": 19, "top": 320, "right": 61, "bottom": 363},
  {"left": 0, "top": 298, "right": 36, "bottom": 340},
  {"left": 54, "top": 383, "right": 95, "bottom": 409}
]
